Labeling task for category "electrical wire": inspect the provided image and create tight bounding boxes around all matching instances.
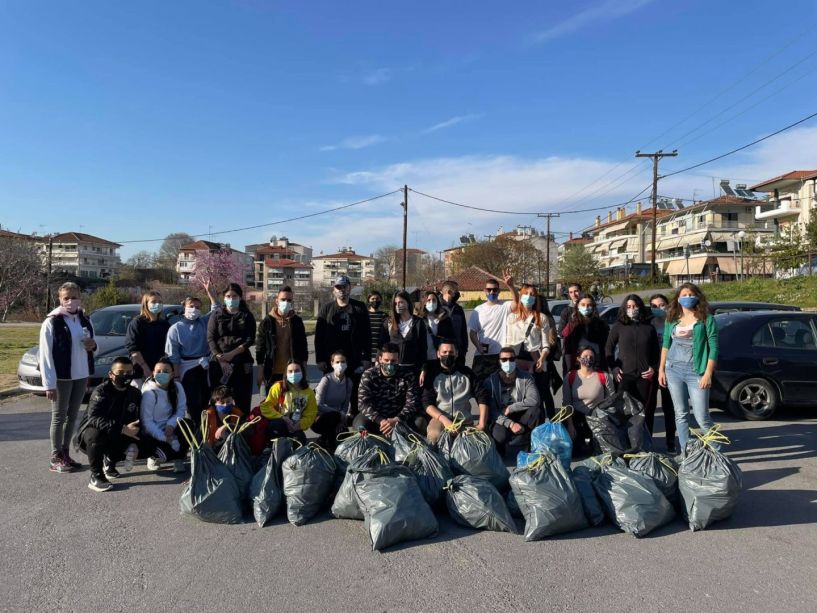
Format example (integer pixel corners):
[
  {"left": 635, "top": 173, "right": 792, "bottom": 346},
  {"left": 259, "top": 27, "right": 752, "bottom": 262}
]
[{"left": 115, "top": 189, "right": 403, "bottom": 244}]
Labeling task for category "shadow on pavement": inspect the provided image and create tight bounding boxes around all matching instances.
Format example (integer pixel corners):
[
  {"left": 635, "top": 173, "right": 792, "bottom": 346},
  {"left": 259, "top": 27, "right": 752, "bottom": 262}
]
[
  {"left": 0, "top": 411, "right": 50, "bottom": 442},
  {"left": 720, "top": 487, "right": 817, "bottom": 529}
]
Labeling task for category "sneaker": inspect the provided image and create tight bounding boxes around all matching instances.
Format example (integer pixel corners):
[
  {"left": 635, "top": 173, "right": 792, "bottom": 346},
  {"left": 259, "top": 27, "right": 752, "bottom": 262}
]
[
  {"left": 122, "top": 443, "right": 138, "bottom": 472},
  {"left": 88, "top": 473, "right": 113, "bottom": 492},
  {"left": 62, "top": 448, "right": 82, "bottom": 470},
  {"left": 103, "top": 461, "right": 121, "bottom": 480},
  {"left": 173, "top": 459, "right": 186, "bottom": 474},
  {"left": 49, "top": 452, "right": 73, "bottom": 473},
  {"left": 147, "top": 457, "right": 162, "bottom": 471}
]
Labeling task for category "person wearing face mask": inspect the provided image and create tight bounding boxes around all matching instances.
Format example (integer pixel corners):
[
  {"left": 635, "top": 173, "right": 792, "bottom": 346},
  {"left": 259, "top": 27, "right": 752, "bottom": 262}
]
[
  {"left": 165, "top": 281, "right": 220, "bottom": 423},
  {"left": 646, "top": 294, "right": 676, "bottom": 452},
  {"left": 315, "top": 275, "right": 371, "bottom": 416},
  {"left": 312, "top": 351, "right": 354, "bottom": 451},
  {"left": 258, "top": 361, "right": 317, "bottom": 445},
  {"left": 140, "top": 357, "right": 188, "bottom": 473},
  {"left": 204, "top": 385, "right": 243, "bottom": 447},
  {"left": 422, "top": 340, "right": 490, "bottom": 443},
  {"left": 560, "top": 295, "right": 610, "bottom": 374},
  {"left": 366, "top": 291, "right": 387, "bottom": 362},
  {"left": 39, "top": 282, "right": 97, "bottom": 473},
  {"left": 468, "top": 275, "right": 515, "bottom": 383},
  {"left": 354, "top": 343, "right": 425, "bottom": 437},
  {"left": 605, "top": 294, "right": 659, "bottom": 416},
  {"left": 482, "top": 347, "right": 543, "bottom": 457},
  {"left": 658, "top": 283, "right": 719, "bottom": 453},
  {"left": 125, "top": 291, "right": 170, "bottom": 385},
  {"left": 255, "top": 285, "right": 308, "bottom": 392},
  {"left": 380, "top": 290, "right": 427, "bottom": 377},
  {"left": 440, "top": 280, "right": 468, "bottom": 362},
  {"left": 563, "top": 345, "right": 616, "bottom": 454},
  {"left": 417, "top": 291, "right": 454, "bottom": 380},
  {"left": 72, "top": 357, "right": 141, "bottom": 492},
  {"left": 208, "top": 283, "right": 257, "bottom": 415}
]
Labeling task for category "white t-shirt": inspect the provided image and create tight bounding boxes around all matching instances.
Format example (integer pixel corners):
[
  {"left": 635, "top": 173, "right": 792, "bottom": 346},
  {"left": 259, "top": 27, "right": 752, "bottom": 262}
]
[{"left": 468, "top": 301, "right": 512, "bottom": 355}]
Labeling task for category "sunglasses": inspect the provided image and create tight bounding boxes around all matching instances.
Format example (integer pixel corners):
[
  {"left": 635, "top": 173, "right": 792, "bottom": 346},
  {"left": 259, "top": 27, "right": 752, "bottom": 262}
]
[
  {"left": 485, "top": 288, "right": 500, "bottom": 294},
  {"left": 499, "top": 357, "right": 516, "bottom": 363}
]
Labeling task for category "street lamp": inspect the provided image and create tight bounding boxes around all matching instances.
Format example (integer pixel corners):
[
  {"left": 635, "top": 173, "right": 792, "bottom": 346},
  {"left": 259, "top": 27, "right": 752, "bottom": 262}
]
[{"left": 738, "top": 230, "right": 746, "bottom": 281}]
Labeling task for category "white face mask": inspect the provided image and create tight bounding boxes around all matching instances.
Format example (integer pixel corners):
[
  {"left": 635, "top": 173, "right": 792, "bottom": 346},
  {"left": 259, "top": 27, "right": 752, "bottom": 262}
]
[
  {"left": 278, "top": 300, "right": 291, "bottom": 315},
  {"left": 333, "top": 362, "right": 347, "bottom": 376},
  {"left": 184, "top": 307, "right": 201, "bottom": 320}
]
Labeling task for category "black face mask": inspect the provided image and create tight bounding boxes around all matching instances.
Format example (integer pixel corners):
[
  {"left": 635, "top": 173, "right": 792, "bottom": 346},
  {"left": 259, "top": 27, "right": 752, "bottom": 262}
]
[
  {"left": 112, "top": 374, "right": 133, "bottom": 388},
  {"left": 369, "top": 300, "right": 382, "bottom": 309},
  {"left": 440, "top": 354, "right": 457, "bottom": 369}
]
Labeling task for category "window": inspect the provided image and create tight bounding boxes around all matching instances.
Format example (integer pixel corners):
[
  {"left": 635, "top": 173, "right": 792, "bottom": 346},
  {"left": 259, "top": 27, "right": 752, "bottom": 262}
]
[{"left": 752, "top": 319, "right": 817, "bottom": 350}]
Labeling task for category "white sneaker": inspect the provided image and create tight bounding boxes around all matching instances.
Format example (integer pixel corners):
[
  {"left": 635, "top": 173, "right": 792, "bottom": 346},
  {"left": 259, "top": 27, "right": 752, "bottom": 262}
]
[
  {"left": 147, "top": 457, "right": 162, "bottom": 471},
  {"left": 173, "top": 459, "right": 186, "bottom": 474},
  {"left": 122, "top": 444, "right": 138, "bottom": 472}
]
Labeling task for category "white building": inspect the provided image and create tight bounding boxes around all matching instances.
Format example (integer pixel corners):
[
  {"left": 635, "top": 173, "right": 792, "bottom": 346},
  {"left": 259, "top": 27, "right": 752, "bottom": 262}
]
[
  {"left": 311, "top": 248, "right": 375, "bottom": 288},
  {"left": 176, "top": 240, "right": 253, "bottom": 285},
  {"left": 751, "top": 170, "right": 817, "bottom": 240},
  {"left": 38, "top": 232, "right": 121, "bottom": 280}
]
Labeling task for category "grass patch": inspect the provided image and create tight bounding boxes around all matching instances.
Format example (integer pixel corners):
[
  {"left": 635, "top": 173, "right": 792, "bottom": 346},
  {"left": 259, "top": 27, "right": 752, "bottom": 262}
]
[
  {"left": 0, "top": 325, "right": 39, "bottom": 389},
  {"left": 689, "top": 277, "right": 817, "bottom": 308}
]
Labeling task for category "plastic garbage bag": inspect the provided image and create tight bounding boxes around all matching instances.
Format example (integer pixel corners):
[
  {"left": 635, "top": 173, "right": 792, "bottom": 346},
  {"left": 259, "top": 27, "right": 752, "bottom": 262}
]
[
  {"left": 334, "top": 430, "right": 393, "bottom": 481},
  {"left": 450, "top": 428, "right": 508, "bottom": 491},
  {"left": 217, "top": 415, "right": 259, "bottom": 500},
  {"left": 178, "top": 416, "right": 243, "bottom": 524},
  {"left": 571, "top": 465, "right": 606, "bottom": 526},
  {"left": 509, "top": 451, "right": 588, "bottom": 540},
  {"left": 444, "top": 475, "right": 517, "bottom": 533},
  {"left": 250, "top": 437, "right": 298, "bottom": 527},
  {"left": 282, "top": 443, "right": 337, "bottom": 526},
  {"left": 434, "top": 411, "right": 467, "bottom": 461},
  {"left": 505, "top": 488, "right": 523, "bottom": 518},
  {"left": 530, "top": 407, "right": 574, "bottom": 470},
  {"left": 586, "top": 391, "right": 651, "bottom": 455},
  {"left": 592, "top": 455, "right": 675, "bottom": 537},
  {"left": 402, "top": 437, "right": 453, "bottom": 507},
  {"left": 353, "top": 463, "right": 438, "bottom": 551},
  {"left": 391, "top": 421, "right": 422, "bottom": 463},
  {"left": 678, "top": 426, "right": 742, "bottom": 531},
  {"left": 626, "top": 452, "right": 679, "bottom": 505},
  {"left": 332, "top": 447, "right": 391, "bottom": 520}
]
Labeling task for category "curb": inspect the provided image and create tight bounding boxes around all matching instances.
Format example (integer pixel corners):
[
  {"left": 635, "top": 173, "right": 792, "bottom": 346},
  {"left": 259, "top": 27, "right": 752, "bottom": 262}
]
[{"left": 0, "top": 387, "right": 27, "bottom": 400}]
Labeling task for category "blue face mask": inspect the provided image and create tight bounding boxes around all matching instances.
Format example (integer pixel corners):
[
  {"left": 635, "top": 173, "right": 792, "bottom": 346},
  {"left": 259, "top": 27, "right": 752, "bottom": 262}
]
[
  {"left": 679, "top": 296, "right": 699, "bottom": 309},
  {"left": 486, "top": 292, "right": 499, "bottom": 303},
  {"left": 651, "top": 307, "right": 666, "bottom": 318},
  {"left": 148, "top": 303, "right": 163, "bottom": 314},
  {"left": 154, "top": 372, "right": 172, "bottom": 386},
  {"left": 381, "top": 363, "right": 397, "bottom": 377},
  {"left": 500, "top": 359, "right": 516, "bottom": 374},
  {"left": 425, "top": 301, "right": 437, "bottom": 313},
  {"left": 286, "top": 371, "right": 303, "bottom": 385},
  {"left": 225, "top": 297, "right": 240, "bottom": 309},
  {"left": 520, "top": 294, "right": 536, "bottom": 309},
  {"left": 579, "top": 306, "right": 593, "bottom": 317},
  {"left": 215, "top": 402, "right": 234, "bottom": 414}
]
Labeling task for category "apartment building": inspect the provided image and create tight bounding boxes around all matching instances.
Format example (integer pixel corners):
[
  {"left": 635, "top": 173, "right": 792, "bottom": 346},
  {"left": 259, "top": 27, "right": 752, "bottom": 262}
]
[
  {"left": 751, "top": 170, "right": 817, "bottom": 239},
  {"left": 176, "top": 240, "right": 253, "bottom": 285},
  {"left": 38, "top": 232, "right": 121, "bottom": 280},
  {"left": 311, "top": 248, "right": 375, "bottom": 288}
]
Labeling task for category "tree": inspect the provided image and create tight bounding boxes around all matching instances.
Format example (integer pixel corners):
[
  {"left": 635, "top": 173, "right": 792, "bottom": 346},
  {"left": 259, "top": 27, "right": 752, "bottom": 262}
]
[
  {"left": 451, "top": 236, "right": 544, "bottom": 283},
  {"left": 190, "top": 250, "right": 245, "bottom": 293},
  {"left": 557, "top": 244, "right": 599, "bottom": 288},
  {"left": 373, "top": 245, "right": 400, "bottom": 281},
  {"left": 157, "top": 232, "right": 194, "bottom": 269},
  {"left": 84, "top": 277, "right": 130, "bottom": 312},
  {"left": 0, "top": 235, "right": 45, "bottom": 322},
  {"left": 126, "top": 250, "right": 157, "bottom": 268}
]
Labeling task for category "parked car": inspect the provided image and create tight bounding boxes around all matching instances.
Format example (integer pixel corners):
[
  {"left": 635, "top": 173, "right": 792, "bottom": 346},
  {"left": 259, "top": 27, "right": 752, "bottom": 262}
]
[
  {"left": 548, "top": 300, "right": 571, "bottom": 334},
  {"left": 598, "top": 304, "right": 620, "bottom": 327},
  {"left": 710, "top": 311, "right": 817, "bottom": 420},
  {"left": 17, "top": 304, "right": 184, "bottom": 394},
  {"left": 709, "top": 301, "right": 800, "bottom": 315}
]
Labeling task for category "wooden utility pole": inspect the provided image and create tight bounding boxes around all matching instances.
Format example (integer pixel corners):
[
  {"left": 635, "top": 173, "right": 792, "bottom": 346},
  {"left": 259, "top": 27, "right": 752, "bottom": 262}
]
[
  {"left": 635, "top": 149, "right": 678, "bottom": 284},
  {"left": 537, "top": 213, "right": 560, "bottom": 297},
  {"left": 44, "top": 234, "right": 54, "bottom": 312},
  {"left": 401, "top": 185, "right": 408, "bottom": 290}
]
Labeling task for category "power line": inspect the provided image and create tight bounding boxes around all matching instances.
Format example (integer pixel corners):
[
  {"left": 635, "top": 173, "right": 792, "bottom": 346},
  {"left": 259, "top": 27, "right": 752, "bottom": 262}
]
[
  {"left": 115, "top": 189, "right": 403, "bottom": 244},
  {"left": 661, "top": 110, "right": 817, "bottom": 179}
]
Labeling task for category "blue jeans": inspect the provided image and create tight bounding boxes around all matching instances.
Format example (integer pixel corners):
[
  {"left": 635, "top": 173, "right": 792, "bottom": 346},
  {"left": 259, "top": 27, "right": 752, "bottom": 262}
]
[{"left": 665, "top": 359, "right": 713, "bottom": 451}]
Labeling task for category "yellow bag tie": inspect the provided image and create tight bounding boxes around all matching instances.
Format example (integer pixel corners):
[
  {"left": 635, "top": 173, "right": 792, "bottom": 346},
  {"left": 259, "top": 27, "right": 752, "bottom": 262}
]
[
  {"left": 525, "top": 451, "right": 552, "bottom": 471},
  {"left": 623, "top": 452, "right": 678, "bottom": 476},
  {"left": 407, "top": 433, "right": 427, "bottom": 449},
  {"left": 691, "top": 423, "right": 731, "bottom": 450},
  {"left": 221, "top": 413, "right": 240, "bottom": 433},
  {"left": 306, "top": 441, "right": 336, "bottom": 469},
  {"left": 460, "top": 427, "right": 491, "bottom": 447},
  {"left": 444, "top": 414, "right": 466, "bottom": 433},
  {"left": 552, "top": 406, "right": 574, "bottom": 424},
  {"left": 237, "top": 415, "right": 261, "bottom": 435},
  {"left": 200, "top": 411, "right": 210, "bottom": 441},
  {"left": 590, "top": 453, "right": 613, "bottom": 468},
  {"left": 374, "top": 448, "right": 390, "bottom": 465},
  {"left": 176, "top": 417, "right": 200, "bottom": 450}
]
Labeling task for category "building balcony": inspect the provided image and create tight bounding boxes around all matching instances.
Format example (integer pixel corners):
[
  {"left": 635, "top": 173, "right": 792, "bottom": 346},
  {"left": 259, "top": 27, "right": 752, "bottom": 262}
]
[{"left": 755, "top": 198, "right": 801, "bottom": 221}]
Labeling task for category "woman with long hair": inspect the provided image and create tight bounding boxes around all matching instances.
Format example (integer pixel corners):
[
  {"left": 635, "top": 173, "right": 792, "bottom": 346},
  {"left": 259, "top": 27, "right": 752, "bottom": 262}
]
[
  {"left": 258, "top": 360, "right": 317, "bottom": 445},
  {"left": 417, "top": 290, "right": 454, "bottom": 378},
  {"left": 647, "top": 293, "right": 676, "bottom": 452},
  {"left": 380, "top": 290, "right": 427, "bottom": 377},
  {"left": 658, "top": 283, "right": 719, "bottom": 452},
  {"left": 126, "top": 290, "right": 170, "bottom": 384},
  {"left": 561, "top": 294, "right": 610, "bottom": 372}
]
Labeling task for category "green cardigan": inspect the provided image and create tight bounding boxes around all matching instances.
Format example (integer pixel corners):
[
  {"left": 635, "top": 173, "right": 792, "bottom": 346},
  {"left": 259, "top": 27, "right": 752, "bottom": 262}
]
[{"left": 662, "top": 314, "right": 719, "bottom": 375}]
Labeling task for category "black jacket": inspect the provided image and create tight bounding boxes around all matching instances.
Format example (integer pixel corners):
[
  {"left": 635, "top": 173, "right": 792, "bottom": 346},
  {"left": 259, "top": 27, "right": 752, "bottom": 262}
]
[
  {"left": 125, "top": 316, "right": 170, "bottom": 377},
  {"left": 73, "top": 380, "right": 141, "bottom": 452},
  {"left": 380, "top": 315, "right": 428, "bottom": 372},
  {"left": 50, "top": 312, "right": 95, "bottom": 379},
  {"left": 420, "top": 313, "right": 456, "bottom": 354},
  {"left": 561, "top": 314, "right": 610, "bottom": 371},
  {"left": 315, "top": 299, "right": 371, "bottom": 368},
  {"left": 207, "top": 308, "right": 257, "bottom": 364},
  {"left": 442, "top": 301, "right": 469, "bottom": 356},
  {"left": 605, "top": 320, "right": 659, "bottom": 376},
  {"left": 255, "top": 313, "right": 309, "bottom": 380}
]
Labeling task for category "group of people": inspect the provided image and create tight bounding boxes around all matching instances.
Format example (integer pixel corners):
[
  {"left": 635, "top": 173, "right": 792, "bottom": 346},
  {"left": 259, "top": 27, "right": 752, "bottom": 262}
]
[{"left": 39, "top": 272, "right": 718, "bottom": 493}]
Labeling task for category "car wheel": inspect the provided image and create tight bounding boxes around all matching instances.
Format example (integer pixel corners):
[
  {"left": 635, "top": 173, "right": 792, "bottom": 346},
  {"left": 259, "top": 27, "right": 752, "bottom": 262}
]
[{"left": 728, "top": 377, "right": 779, "bottom": 420}]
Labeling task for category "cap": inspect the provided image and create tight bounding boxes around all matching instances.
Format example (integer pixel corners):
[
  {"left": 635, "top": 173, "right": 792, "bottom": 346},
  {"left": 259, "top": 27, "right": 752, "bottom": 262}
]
[{"left": 332, "top": 275, "right": 351, "bottom": 287}]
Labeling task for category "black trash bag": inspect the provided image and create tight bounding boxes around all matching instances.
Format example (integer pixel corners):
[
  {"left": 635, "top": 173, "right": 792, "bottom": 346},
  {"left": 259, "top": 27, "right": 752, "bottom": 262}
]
[
  {"left": 509, "top": 451, "right": 588, "bottom": 540},
  {"left": 402, "top": 441, "right": 453, "bottom": 507},
  {"left": 217, "top": 416, "right": 259, "bottom": 500},
  {"left": 505, "top": 488, "right": 523, "bottom": 518},
  {"left": 334, "top": 430, "right": 393, "bottom": 486},
  {"left": 433, "top": 411, "right": 467, "bottom": 461},
  {"left": 626, "top": 452, "right": 679, "bottom": 506},
  {"left": 391, "top": 422, "right": 424, "bottom": 463},
  {"left": 449, "top": 428, "right": 509, "bottom": 491},
  {"left": 332, "top": 447, "right": 391, "bottom": 520},
  {"left": 444, "top": 475, "right": 517, "bottom": 533},
  {"left": 678, "top": 427, "right": 742, "bottom": 531},
  {"left": 592, "top": 459, "right": 675, "bottom": 537},
  {"left": 282, "top": 443, "right": 337, "bottom": 526},
  {"left": 249, "top": 437, "right": 298, "bottom": 527},
  {"left": 353, "top": 464, "right": 438, "bottom": 551},
  {"left": 178, "top": 417, "right": 243, "bottom": 524},
  {"left": 586, "top": 391, "right": 651, "bottom": 455},
  {"left": 571, "top": 465, "right": 606, "bottom": 527}
]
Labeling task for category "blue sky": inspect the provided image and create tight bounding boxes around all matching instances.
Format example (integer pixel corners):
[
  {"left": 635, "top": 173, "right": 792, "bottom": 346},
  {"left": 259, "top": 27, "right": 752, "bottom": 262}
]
[{"left": 2, "top": 0, "right": 817, "bottom": 261}]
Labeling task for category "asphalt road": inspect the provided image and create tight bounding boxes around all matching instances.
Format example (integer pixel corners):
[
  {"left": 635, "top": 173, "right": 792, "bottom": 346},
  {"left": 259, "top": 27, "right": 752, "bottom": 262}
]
[{"left": 1, "top": 387, "right": 816, "bottom": 612}]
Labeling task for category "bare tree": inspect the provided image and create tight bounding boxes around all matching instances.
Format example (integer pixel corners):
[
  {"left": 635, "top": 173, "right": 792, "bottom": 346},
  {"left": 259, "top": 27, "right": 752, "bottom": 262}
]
[
  {"left": 373, "top": 245, "right": 400, "bottom": 280},
  {"left": 0, "top": 235, "right": 45, "bottom": 322},
  {"left": 126, "top": 250, "right": 157, "bottom": 268},
  {"left": 157, "top": 232, "right": 194, "bottom": 269}
]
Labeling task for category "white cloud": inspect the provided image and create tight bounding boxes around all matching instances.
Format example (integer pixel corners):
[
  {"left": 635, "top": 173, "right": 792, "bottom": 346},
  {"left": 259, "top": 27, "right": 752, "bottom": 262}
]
[
  {"left": 320, "top": 134, "right": 387, "bottom": 152},
  {"left": 422, "top": 113, "right": 483, "bottom": 134},
  {"left": 533, "top": 0, "right": 654, "bottom": 43},
  {"left": 362, "top": 68, "right": 392, "bottom": 85}
]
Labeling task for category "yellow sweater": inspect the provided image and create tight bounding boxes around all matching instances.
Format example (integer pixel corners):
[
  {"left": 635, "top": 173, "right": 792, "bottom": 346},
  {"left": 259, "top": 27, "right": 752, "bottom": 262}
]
[{"left": 259, "top": 382, "right": 318, "bottom": 431}]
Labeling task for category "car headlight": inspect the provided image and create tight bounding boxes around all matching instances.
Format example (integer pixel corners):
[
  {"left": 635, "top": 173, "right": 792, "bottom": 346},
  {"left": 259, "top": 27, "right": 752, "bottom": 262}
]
[
  {"left": 94, "top": 356, "right": 118, "bottom": 366},
  {"left": 21, "top": 352, "right": 39, "bottom": 366}
]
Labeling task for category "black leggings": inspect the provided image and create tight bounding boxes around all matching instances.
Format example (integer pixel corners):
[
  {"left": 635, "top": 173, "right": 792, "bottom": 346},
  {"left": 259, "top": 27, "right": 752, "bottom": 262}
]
[
  {"left": 181, "top": 366, "right": 211, "bottom": 424},
  {"left": 265, "top": 419, "right": 307, "bottom": 445},
  {"left": 224, "top": 362, "right": 254, "bottom": 415},
  {"left": 310, "top": 411, "right": 344, "bottom": 449},
  {"left": 491, "top": 402, "right": 545, "bottom": 456}
]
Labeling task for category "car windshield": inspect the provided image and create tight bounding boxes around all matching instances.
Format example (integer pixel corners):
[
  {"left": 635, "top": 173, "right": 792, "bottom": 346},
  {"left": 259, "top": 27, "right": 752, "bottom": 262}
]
[
  {"left": 551, "top": 304, "right": 567, "bottom": 317},
  {"left": 89, "top": 308, "right": 139, "bottom": 336}
]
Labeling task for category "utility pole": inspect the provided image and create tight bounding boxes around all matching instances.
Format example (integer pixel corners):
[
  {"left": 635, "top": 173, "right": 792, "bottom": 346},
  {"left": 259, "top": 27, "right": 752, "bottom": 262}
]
[
  {"left": 401, "top": 185, "right": 408, "bottom": 290},
  {"left": 44, "top": 234, "right": 54, "bottom": 312},
  {"left": 537, "top": 213, "right": 560, "bottom": 298},
  {"left": 635, "top": 149, "right": 678, "bottom": 284}
]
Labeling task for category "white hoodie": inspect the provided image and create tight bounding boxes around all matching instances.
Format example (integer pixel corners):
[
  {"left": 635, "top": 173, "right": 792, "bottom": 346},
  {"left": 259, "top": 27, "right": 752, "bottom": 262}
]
[{"left": 140, "top": 379, "right": 187, "bottom": 442}]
